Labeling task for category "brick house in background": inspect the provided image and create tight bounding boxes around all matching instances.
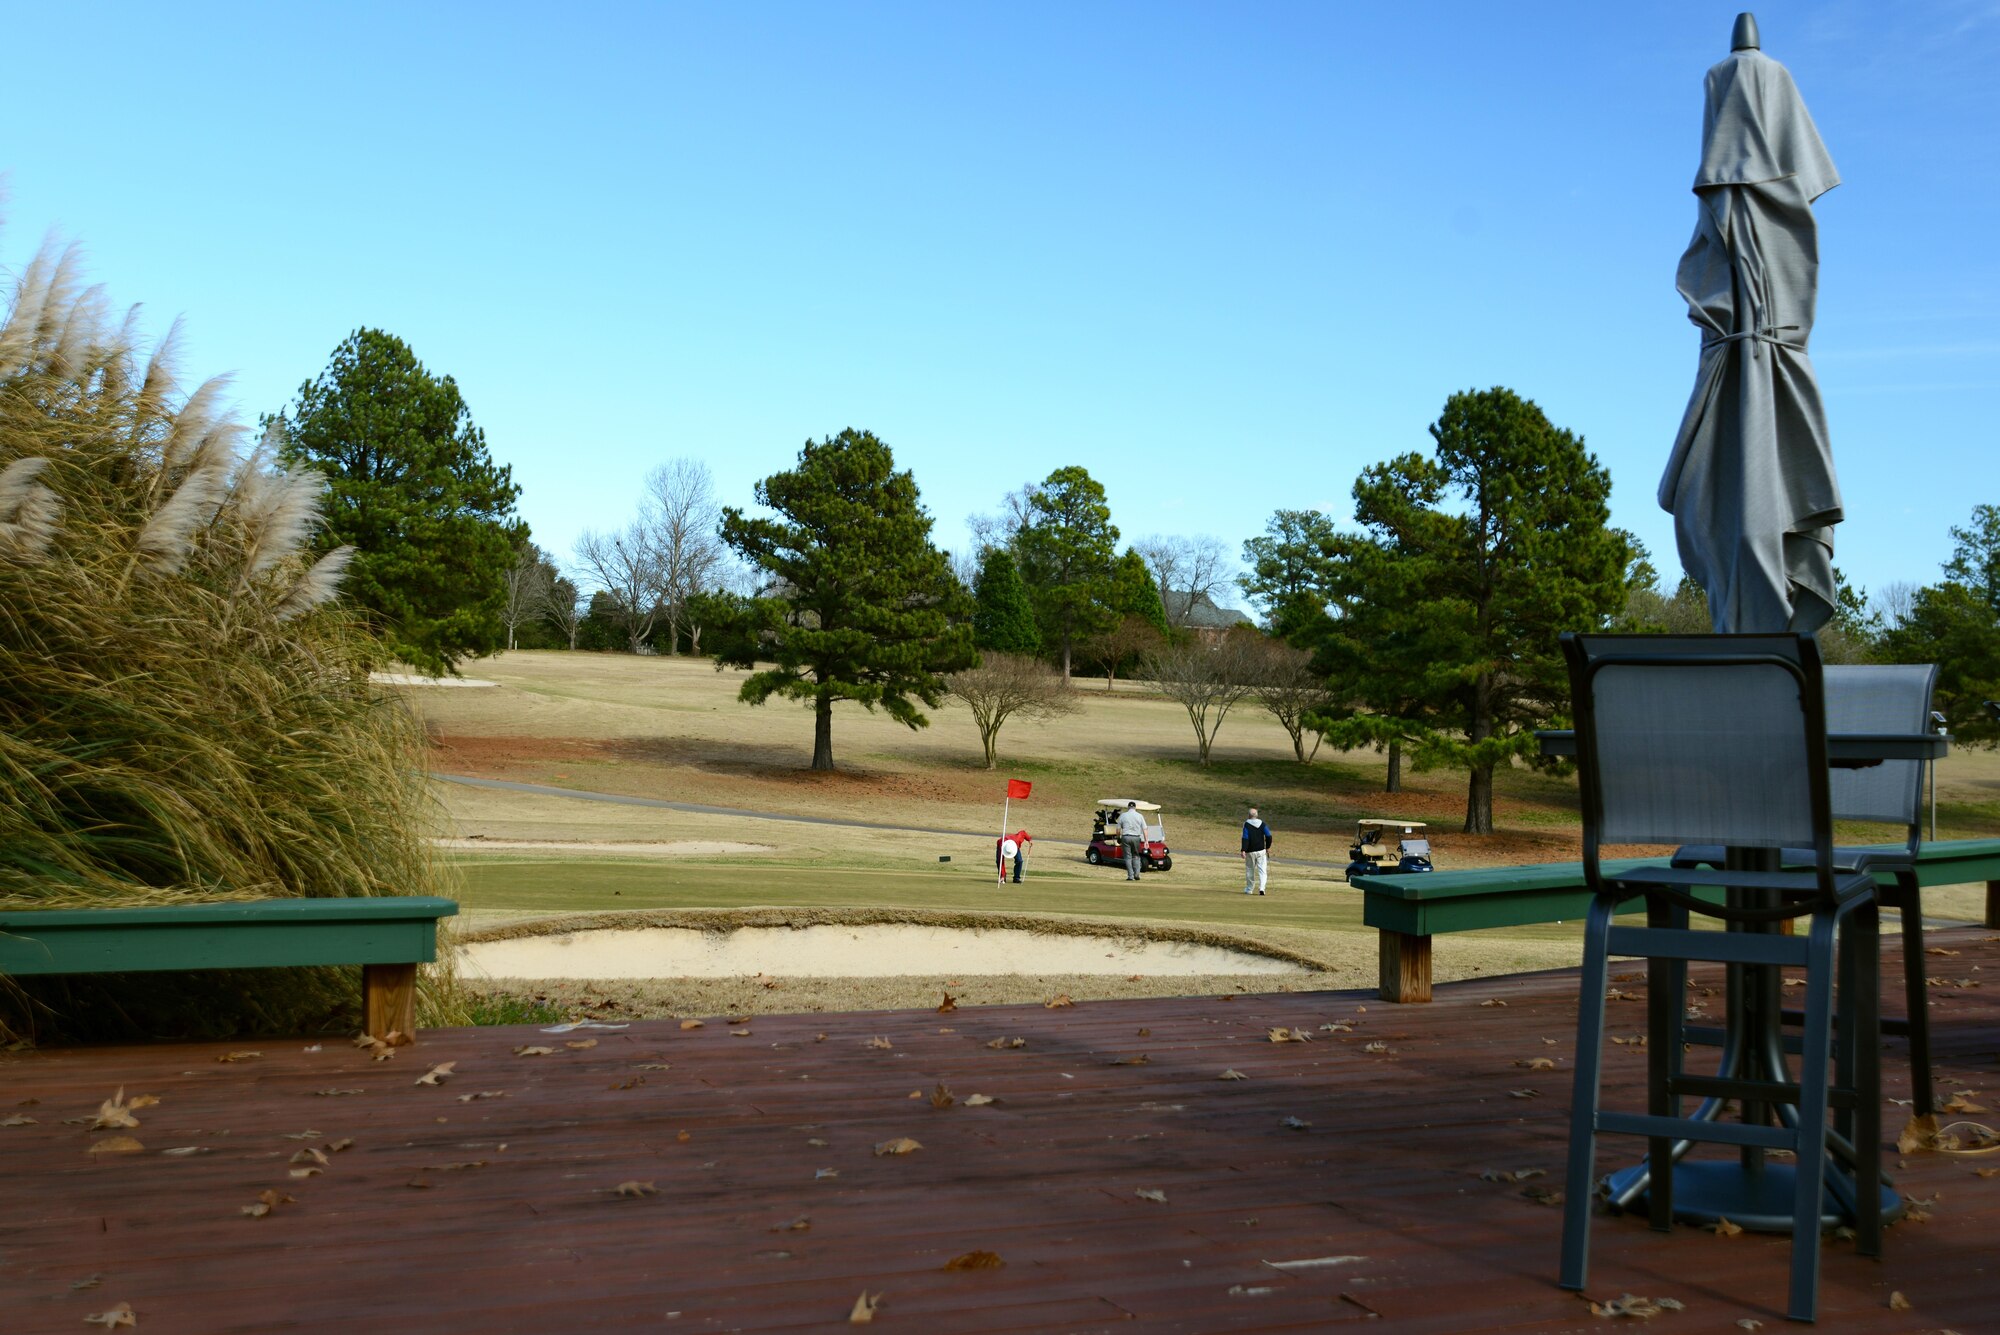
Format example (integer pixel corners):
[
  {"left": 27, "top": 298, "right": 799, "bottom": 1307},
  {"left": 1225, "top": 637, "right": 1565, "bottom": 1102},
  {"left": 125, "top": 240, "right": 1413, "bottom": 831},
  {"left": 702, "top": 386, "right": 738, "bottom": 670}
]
[{"left": 1163, "top": 590, "right": 1255, "bottom": 643}]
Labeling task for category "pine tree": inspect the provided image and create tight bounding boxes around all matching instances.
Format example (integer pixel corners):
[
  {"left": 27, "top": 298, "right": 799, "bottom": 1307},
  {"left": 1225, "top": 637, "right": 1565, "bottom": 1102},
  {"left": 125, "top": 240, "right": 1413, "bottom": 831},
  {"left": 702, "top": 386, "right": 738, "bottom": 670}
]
[
  {"left": 972, "top": 548, "right": 1040, "bottom": 654},
  {"left": 1327, "top": 387, "right": 1630, "bottom": 832},
  {"left": 1108, "top": 548, "right": 1170, "bottom": 633},
  {"left": 718, "top": 429, "right": 974, "bottom": 771},
  {"left": 271, "top": 329, "right": 524, "bottom": 674},
  {"left": 1016, "top": 465, "right": 1118, "bottom": 679}
]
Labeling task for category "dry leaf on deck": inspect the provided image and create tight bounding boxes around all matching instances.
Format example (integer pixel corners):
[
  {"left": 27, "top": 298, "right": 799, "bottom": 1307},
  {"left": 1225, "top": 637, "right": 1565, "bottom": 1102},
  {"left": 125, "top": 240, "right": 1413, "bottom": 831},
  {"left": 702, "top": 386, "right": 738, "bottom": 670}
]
[
  {"left": 676, "top": 1130, "right": 691, "bottom": 1142},
  {"left": 91, "top": 1089, "right": 143, "bottom": 1131},
  {"left": 415, "top": 1062, "right": 456, "bottom": 1086},
  {"left": 1714, "top": 1217, "right": 1744, "bottom": 1237},
  {"left": 729, "top": 1030, "right": 753, "bottom": 1038},
  {"left": 815, "top": 1167, "right": 839, "bottom": 1179},
  {"left": 1927, "top": 947, "right": 1961, "bottom": 956},
  {"left": 986, "top": 1036, "right": 1026, "bottom": 1050},
  {"left": 160, "top": 1146, "right": 206, "bottom": 1157},
  {"left": 849, "top": 1291, "right": 882, "bottom": 1324},
  {"left": 614, "top": 1180, "right": 658, "bottom": 1198},
  {"left": 930, "top": 1084, "right": 955, "bottom": 1109},
  {"left": 2, "top": 1115, "right": 36, "bottom": 1127},
  {"left": 1605, "top": 989, "right": 1638, "bottom": 1001},
  {"left": 943, "top": 1250, "right": 1004, "bottom": 1270},
  {"left": 1480, "top": 998, "right": 1508, "bottom": 1008},
  {"left": 1361, "top": 1041, "right": 1392, "bottom": 1054},
  {"left": 423, "top": 1161, "right": 488, "bottom": 1172},
  {"left": 1510, "top": 1089, "right": 1540, "bottom": 1099},
  {"left": 86, "top": 1136, "right": 144, "bottom": 1156},
  {"left": 280, "top": 1130, "right": 325, "bottom": 1140},
  {"left": 771, "top": 1214, "right": 811, "bottom": 1232},
  {"left": 1516, "top": 1057, "right": 1557, "bottom": 1070},
  {"left": 1135, "top": 1187, "right": 1168, "bottom": 1203},
  {"left": 964, "top": 1094, "right": 995, "bottom": 1106},
  {"left": 1478, "top": 1168, "right": 1545, "bottom": 1184},
  {"left": 872, "top": 1137, "right": 923, "bottom": 1156},
  {"left": 1523, "top": 1186, "right": 1564, "bottom": 1207},
  {"left": 1587, "top": 1292, "right": 1667, "bottom": 1318},
  {"left": 459, "top": 1090, "right": 509, "bottom": 1103},
  {"left": 1611, "top": 1036, "right": 1648, "bottom": 1047},
  {"left": 1220, "top": 1069, "right": 1248, "bottom": 1080},
  {"left": 1941, "top": 1095, "right": 1989, "bottom": 1115},
  {"left": 216, "top": 1051, "right": 262, "bottom": 1063},
  {"left": 1888, "top": 1290, "right": 1911, "bottom": 1310},
  {"left": 1045, "top": 994, "right": 1074, "bottom": 1008},
  {"left": 290, "top": 1147, "right": 329, "bottom": 1167},
  {"left": 71, "top": 1274, "right": 104, "bottom": 1291},
  {"left": 326, "top": 1138, "right": 354, "bottom": 1153},
  {"left": 865, "top": 1036, "right": 894, "bottom": 1050},
  {"left": 514, "top": 1045, "right": 556, "bottom": 1057},
  {"left": 565, "top": 1039, "right": 598, "bottom": 1050},
  {"left": 1110, "top": 1054, "right": 1150, "bottom": 1066},
  {"left": 1267, "top": 1027, "right": 1311, "bottom": 1043},
  {"left": 1137, "top": 1027, "right": 1151, "bottom": 1037},
  {"left": 1899, "top": 1114, "right": 1942, "bottom": 1154},
  {"left": 679, "top": 1019, "right": 704, "bottom": 1030},
  {"left": 289, "top": 1167, "right": 321, "bottom": 1179},
  {"left": 241, "top": 1188, "right": 296, "bottom": 1218},
  {"left": 314, "top": 1088, "right": 364, "bottom": 1097},
  {"left": 82, "top": 1303, "right": 136, "bottom": 1329},
  {"left": 938, "top": 991, "right": 958, "bottom": 1014},
  {"left": 1283, "top": 1116, "right": 1312, "bottom": 1131}
]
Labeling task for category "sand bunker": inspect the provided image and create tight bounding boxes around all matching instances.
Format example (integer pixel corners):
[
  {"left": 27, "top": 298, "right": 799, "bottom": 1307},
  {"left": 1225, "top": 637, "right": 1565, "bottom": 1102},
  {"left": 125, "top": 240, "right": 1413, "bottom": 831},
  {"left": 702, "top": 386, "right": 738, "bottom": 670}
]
[
  {"left": 371, "top": 672, "right": 500, "bottom": 688},
  {"left": 457, "top": 922, "right": 1308, "bottom": 980}
]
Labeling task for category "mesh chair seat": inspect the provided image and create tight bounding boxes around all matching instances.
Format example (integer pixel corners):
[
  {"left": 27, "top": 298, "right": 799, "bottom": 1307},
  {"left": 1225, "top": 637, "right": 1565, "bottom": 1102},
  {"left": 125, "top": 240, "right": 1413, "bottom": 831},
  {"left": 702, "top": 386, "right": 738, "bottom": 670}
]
[
  {"left": 1557, "top": 633, "right": 1885, "bottom": 1324},
  {"left": 1671, "top": 662, "right": 1941, "bottom": 1115}
]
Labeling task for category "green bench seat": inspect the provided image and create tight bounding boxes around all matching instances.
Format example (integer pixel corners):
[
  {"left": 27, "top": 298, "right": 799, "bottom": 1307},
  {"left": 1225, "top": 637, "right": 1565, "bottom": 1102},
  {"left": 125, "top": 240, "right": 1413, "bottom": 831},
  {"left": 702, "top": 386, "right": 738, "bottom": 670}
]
[
  {"left": 0, "top": 896, "right": 460, "bottom": 1039},
  {"left": 1354, "top": 839, "right": 2000, "bottom": 1002}
]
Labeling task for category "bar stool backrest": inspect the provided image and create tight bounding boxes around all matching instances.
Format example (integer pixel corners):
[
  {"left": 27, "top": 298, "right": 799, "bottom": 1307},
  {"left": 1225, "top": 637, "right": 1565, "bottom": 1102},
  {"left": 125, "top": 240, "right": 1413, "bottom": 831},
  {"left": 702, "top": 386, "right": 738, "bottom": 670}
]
[
  {"left": 1824, "top": 664, "right": 1938, "bottom": 848},
  {"left": 1563, "top": 633, "right": 1835, "bottom": 886}
]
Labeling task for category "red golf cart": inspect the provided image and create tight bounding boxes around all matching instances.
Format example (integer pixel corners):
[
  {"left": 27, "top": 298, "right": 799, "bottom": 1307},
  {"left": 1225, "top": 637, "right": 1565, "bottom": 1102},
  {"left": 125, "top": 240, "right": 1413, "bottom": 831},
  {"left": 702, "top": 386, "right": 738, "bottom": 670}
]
[{"left": 1085, "top": 798, "right": 1172, "bottom": 872}]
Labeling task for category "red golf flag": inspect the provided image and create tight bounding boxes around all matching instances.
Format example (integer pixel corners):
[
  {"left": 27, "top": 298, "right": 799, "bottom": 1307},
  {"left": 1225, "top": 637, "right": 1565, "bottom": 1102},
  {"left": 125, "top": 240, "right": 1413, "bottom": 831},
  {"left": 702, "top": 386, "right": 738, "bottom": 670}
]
[{"left": 1006, "top": 779, "right": 1032, "bottom": 800}]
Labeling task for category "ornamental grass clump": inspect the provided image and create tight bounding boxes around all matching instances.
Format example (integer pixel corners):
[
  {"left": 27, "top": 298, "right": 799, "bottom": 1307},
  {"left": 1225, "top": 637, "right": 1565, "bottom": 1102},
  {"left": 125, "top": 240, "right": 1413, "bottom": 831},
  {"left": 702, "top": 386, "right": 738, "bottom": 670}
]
[{"left": 0, "top": 236, "right": 463, "bottom": 1042}]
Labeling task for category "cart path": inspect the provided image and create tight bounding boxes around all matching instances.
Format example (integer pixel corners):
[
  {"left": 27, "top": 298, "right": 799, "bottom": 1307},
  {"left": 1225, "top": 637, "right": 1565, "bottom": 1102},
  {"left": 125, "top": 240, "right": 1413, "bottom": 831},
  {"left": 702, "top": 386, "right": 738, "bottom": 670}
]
[{"left": 436, "top": 772, "right": 1344, "bottom": 867}]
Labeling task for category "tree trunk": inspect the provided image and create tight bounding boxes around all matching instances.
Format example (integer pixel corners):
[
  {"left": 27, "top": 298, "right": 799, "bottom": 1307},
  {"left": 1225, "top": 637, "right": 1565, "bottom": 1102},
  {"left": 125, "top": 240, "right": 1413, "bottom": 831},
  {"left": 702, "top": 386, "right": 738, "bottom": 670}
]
[
  {"left": 1060, "top": 638, "right": 1072, "bottom": 681},
  {"left": 1385, "top": 740, "right": 1402, "bottom": 793},
  {"left": 689, "top": 623, "right": 703, "bottom": 656},
  {"left": 506, "top": 626, "right": 517, "bottom": 651},
  {"left": 812, "top": 694, "right": 835, "bottom": 771},
  {"left": 982, "top": 730, "right": 997, "bottom": 769},
  {"left": 1290, "top": 724, "right": 1306, "bottom": 763},
  {"left": 1465, "top": 763, "right": 1494, "bottom": 834}
]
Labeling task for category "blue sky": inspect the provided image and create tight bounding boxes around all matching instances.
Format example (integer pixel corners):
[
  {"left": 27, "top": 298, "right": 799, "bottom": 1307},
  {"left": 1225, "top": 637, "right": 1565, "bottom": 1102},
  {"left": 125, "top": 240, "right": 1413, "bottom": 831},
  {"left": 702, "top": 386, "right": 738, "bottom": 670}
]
[{"left": 5, "top": 1, "right": 1995, "bottom": 608}]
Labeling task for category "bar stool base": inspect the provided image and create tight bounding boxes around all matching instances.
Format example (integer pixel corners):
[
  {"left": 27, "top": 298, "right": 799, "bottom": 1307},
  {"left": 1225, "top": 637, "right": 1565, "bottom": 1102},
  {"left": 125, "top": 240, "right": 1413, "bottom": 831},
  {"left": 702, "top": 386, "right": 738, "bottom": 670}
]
[{"left": 1603, "top": 1161, "right": 1900, "bottom": 1232}]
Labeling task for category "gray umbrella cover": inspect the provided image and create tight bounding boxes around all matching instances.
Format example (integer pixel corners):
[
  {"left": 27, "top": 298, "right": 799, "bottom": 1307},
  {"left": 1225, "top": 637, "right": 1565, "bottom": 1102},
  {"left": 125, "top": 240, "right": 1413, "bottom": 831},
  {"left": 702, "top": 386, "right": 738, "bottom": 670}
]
[{"left": 1657, "top": 47, "right": 1841, "bottom": 634}]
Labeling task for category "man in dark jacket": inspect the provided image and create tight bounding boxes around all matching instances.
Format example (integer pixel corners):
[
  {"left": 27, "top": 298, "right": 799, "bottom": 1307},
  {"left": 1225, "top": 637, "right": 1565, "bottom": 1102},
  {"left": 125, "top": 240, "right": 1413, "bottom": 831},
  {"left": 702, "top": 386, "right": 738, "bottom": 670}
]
[{"left": 1240, "top": 807, "right": 1273, "bottom": 895}]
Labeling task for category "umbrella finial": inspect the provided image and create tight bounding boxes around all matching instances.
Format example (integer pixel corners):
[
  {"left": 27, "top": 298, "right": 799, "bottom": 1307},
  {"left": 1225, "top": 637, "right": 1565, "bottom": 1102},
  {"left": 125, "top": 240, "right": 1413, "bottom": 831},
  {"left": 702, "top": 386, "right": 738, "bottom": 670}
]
[{"left": 1731, "top": 12, "right": 1761, "bottom": 51}]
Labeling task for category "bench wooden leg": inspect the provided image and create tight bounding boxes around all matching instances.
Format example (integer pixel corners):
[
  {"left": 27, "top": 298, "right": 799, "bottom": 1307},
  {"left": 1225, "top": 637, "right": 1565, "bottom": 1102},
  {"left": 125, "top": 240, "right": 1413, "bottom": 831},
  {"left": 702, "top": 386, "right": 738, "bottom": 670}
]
[
  {"left": 1986, "top": 880, "right": 2000, "bottom": 930},
  {"left": 1379, "top": 930, "right": 1433, "bottom": 1003},
  {"left": 364, "top": 963, "right": 419, "bottom": 1042}
]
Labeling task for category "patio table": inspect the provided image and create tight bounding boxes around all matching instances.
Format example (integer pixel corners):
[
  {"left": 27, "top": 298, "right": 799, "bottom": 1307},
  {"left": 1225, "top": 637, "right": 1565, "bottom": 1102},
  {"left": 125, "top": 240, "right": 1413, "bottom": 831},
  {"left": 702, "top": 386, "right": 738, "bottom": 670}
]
[{"left": 1536, "top": 728, "right": 1950, "bottom": 1231}]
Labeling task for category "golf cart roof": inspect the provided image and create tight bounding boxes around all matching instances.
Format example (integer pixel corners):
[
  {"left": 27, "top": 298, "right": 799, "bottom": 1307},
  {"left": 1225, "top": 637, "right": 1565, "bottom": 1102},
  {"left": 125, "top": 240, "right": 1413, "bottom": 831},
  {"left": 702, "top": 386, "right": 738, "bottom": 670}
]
[
  {"left": 1356, "top": 818, "right": 1427, "bottom": 832},
  {"left": 1097, "top": 798, "right": 1162, "bottom": 812}
]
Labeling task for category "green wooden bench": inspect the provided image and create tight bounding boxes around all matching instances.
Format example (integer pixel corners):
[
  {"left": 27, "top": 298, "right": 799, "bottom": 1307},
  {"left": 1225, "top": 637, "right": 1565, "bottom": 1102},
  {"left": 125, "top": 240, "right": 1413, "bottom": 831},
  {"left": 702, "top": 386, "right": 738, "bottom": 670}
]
[
  {"left": 1356, "top": 839, "right": 2000, "bottom": 1003},
  {"left": 0, "top": 896, "right": 460, "bottom": 1040}
]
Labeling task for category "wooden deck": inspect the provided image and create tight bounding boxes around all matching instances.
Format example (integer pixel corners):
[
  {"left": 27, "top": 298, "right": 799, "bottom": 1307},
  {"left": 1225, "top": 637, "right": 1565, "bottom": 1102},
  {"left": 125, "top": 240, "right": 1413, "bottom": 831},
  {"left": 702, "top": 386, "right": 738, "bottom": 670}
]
[{"left": 4, "top": 931, "right": 1999, "bottom": 1333}]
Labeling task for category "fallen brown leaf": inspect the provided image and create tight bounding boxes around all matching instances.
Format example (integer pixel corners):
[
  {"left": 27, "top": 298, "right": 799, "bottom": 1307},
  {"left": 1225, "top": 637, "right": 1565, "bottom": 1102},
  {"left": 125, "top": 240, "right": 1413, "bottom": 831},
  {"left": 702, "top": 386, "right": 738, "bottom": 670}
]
[
  {"left": 1110, "top": 1054, "right": 1150, "bottom": 1066},
  {"left": 326, "top": 1137, "right": 354, "bottom": 1152},
  {"left": 1283, "top": 1116, "right": 1312, "bottom": 1131},
  {"left": 459, "top": 1090, "right": 510, "bottom": 1102},
  {"left": 1267, "top": 1026, "right": 1311, "bottom": 1043},
  {"left": 1, "top": 1114, "right": 37, "bottom": 1127},
  {"left": 1888, "top": 1290, "right": 1910, "bottom": 1310},
  {"left": 290, "top": 1147, "right": 329, "bottom": 1167},
  {"left": 614, "top": 1180, "right": 658, "bottom": 1198},
  {"left": 1927, "top": 947, "right": 1961, "bottom": 956},
  {"left": 1480, "top": 998, "right": 1508, "bottom": 1008},
  {"left": 676, "top": 1130, "right": 691, "bottom": 1142},
  {"left": 1045, "top": 994, "right": 1074, "bottom": 1008},
  {"left": 1136, "top": 1027, "right": 1151, "bottom": 1037},
  {"left": 86, "top": 1136, "right": 144, "bottom": 1156},
  {"left": 849, "top": 1290, "right": 882, "bottom": 1324},
  {"left": 71, "top": 1274, "right": 103, "bottom": 1290},
  {"left": 216, "top": 1051, "right": 262, "bottom": 1063},
  {"left": 415, "top": 1062, "right": 456, "bottom": 1086},
  {"left": 1515, "top": 1057, "right": 1558, "bottom": 1070},
  {"left": 1135, "top": 1187, "right": 1168, "bottom": 1203},
  {"left": 938, "top": 991, "right": 958, "bottom": 1014},
  {"left": 241, "top": 1188, "right": 296, "bottom": 1218},
  {"left": 1478, "top": 1168, "right": 1546, "bottom": 1184},
  {"left": 82, "top": 1303, "right": 136, "bottom": 1329},
  {"left": 1899, "top": 1114, "right": 1942, "bottom": 1154},
  {"left": 872, "top": 1137, "right": 923, "bottom": 1156},
  {"left": 565, "top": 1039, "right": 598, "bottom": 1050},
  {"left": 679, "top": 1019, "right": 704, "bottom": 1030},
  {"left": 1510, "top": 1089, "right": 1540, "bottom": 1099},
  {"left": 313, "top": 1088, "right": 364, "bottom": 1097},
  {"left": 1219, "top": 1069, "right": 1248, "bottom": 1080},
  {"left": 865, "top": 1035, "right": 894, "bottom": 1050},
  {"left": 1361, "top": 1041, "right": 1392, "bottom": 1054},
  {"left": 985, "top": 1036, "right": 1026, "bottom": 1049},
  {"left": 771, "top": 1214, "right": 811, "bottom": 1232},
  {"left": 91, "top": 1088, "right": 143, "bottom": 1131},
  {"left": 1714, "top": 1217, "right": 1744, "bottom": 1237},
  {"left": 929, "top": 1083, "right": 955, "bottom": 1109},
  {"left": 943, "top": 1250, "right": 1004, "bottom": 1270},
  {"left": 963, "top": 1094, "right": 996, "bottom": 1106},
  {"left": 289, "top": 1167, "right": 322, "bottom": 1179},
  {"left": 514, "top": 1045, "right": 556, "bottom": 1057},
  {"left": 729, "top": 1029, "right": 753, "bottom": 1037}
]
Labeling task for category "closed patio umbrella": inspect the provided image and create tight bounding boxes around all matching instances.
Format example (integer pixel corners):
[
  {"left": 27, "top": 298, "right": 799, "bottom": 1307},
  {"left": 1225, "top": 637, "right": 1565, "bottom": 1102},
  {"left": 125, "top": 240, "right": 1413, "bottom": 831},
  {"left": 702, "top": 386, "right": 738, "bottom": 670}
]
[{"left": 1658, "top": 13, "right": 1841, "bottom": 634}]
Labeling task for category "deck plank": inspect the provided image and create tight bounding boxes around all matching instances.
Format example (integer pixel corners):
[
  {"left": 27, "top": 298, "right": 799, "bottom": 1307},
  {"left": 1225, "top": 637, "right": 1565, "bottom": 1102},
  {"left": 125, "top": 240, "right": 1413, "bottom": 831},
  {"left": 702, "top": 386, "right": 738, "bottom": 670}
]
[{"left": 3, "top": 931, "right": 1997, "bottom": 1331}]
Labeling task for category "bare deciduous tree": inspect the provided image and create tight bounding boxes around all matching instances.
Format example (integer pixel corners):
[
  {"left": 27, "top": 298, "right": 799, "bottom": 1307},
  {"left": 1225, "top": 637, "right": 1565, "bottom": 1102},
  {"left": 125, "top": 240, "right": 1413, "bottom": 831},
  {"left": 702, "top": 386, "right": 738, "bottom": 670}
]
[
  {"left": 645, "top": 458, "right": 723, "bottom": 654},
  {"left": 1144, "top": 630, "right": 1261, "bottom": 765},
  {"left": 574, "top": 523, "right": 665, "bottom": 652},
  {"left": 965, "top": 484, "right": 1039, "bottom": 557},
  {"left": 501, "top": 543, "right": 555, "bottom": 650},
  {"left": 947, "top": 652, "right": 1079, "bottom": 769},
  {"left": 545, "top": 571, "right": 585, "bottom": 649},
  {"left": 1873, "top": 580, "right": 1919, "bottom": 633},
  {"left": 1247, "top": 638, "right": 1338, "bottom": 762},
  {"left": 1082, "top": 614, "right": 1166, "bottom": 692},
  {"left": 1136, "top": 533, "right": 1231, "bottom": 627}
]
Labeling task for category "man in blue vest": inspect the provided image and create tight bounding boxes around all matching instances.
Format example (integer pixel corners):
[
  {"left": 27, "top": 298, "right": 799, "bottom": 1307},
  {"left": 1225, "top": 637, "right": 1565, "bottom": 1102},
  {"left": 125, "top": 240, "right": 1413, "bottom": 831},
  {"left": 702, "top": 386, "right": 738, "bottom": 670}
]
[{"left": 1241, "top": 807, "right": 1273, "bottom": 895}]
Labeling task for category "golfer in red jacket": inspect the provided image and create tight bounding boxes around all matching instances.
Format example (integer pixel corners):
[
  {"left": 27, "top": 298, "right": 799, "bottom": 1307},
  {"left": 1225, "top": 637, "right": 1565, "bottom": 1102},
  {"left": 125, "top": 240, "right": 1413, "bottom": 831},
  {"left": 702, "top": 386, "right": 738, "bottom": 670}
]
[{"left": 995, "top": 830, "right": 1031, "bottom": 883}]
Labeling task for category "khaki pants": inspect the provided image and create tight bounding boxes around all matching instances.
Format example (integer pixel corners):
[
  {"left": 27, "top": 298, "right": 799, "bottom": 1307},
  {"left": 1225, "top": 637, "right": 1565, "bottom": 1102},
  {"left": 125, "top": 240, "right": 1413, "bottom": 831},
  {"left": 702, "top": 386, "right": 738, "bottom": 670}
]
[
  {"left": 1121, "top": 838, "right": 1144, "bottom": 879},
  {"left": 1243, "top": 849, "right": 1268, "bottom": 894}
]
